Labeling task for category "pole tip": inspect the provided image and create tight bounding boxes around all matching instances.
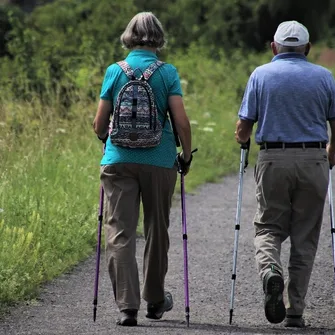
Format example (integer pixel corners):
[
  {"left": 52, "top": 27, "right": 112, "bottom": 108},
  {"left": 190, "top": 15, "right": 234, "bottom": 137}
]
[
  {"left": 186, "top": 315, "right": 190, "bottom": 327},
  {"left": 229, "top": 309, "right": 233, "bottom": 325},
  {"left": 93, "top": 307, "right": 97, "bottom": 322}
]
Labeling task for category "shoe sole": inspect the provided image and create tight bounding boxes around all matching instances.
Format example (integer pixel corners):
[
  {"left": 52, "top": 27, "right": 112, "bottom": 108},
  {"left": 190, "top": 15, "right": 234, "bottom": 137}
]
[
  {"left": 146, "top": 302, "right": 173, "bottom": 320},
  {"left": 116, "top": 317, "right": 137, "bottom": 326},
  {"left": 285, "top": 317, "right": 305, "bottom": 328},
  {"left": 285, "top": 321, "right": 305, "bottom": 327},
  {"left": 264, "top": 275, "right": 286, "bottom": 324}
]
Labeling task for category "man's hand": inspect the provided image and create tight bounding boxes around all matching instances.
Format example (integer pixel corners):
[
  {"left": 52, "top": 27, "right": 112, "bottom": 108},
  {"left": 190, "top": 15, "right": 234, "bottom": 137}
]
[
  {"left": 235, "top": 131, "right": 246, "bottom": 144},
  {"left": 327, "top": 143, "right": 335, "bottom": 167}
]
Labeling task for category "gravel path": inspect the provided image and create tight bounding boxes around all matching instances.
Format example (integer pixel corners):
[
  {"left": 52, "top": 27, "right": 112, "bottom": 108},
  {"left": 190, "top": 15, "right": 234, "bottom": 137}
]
[{"left": 1, "top": 168, "right": 335, "bottom": 335}]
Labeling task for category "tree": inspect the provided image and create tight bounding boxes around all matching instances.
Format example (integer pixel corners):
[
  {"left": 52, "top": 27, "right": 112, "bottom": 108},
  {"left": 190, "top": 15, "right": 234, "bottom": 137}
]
[{"left": 0, "top": 4, "right": 24, "bottom": 57}]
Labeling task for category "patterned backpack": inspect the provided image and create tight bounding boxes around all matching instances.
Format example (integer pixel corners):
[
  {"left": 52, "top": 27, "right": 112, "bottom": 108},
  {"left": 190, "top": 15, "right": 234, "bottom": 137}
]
[{"left": 109, "top": 60, "right": 165, "bottom": 148}]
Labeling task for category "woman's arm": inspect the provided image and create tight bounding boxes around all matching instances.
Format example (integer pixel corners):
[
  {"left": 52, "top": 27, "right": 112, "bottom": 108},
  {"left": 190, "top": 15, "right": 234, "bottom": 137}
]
[
  {"left": 168, "top": 95, "right": 192, "bottom": 162},
  {"left": 93, "top": 99, "right": 112, "bottom": 139}
]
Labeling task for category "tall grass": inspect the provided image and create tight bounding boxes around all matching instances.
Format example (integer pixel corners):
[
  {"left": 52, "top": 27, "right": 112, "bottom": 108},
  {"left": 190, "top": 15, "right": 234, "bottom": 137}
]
[{"left": 0, "top": 100, "right": 102, "bottom": 305}]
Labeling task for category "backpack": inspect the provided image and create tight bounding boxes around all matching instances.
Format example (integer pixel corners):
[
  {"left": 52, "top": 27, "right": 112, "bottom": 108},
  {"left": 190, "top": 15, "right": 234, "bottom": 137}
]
[{"left": 108, "top": 60, "right": 165, "bottom": 148}]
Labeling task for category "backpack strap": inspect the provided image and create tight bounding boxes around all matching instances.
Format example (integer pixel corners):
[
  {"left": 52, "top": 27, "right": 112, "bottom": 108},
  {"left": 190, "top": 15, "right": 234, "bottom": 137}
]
[
  {"left": 142, "top": 60, "right": 179, "bottom": 146},
  {"left": 143, "top": 61, "right": 165, "bottom": 80},
  {"left": 117, "top": 60, "right": 134, "bottom": 79}
]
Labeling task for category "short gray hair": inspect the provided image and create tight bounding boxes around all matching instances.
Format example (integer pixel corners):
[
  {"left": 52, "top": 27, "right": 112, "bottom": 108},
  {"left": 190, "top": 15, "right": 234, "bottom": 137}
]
[
  {"left": 275, "top": 41, "right": 307, "bottom": 54},
  {"left": 120, "top": 12, "right": 166, "bottom": 50}
]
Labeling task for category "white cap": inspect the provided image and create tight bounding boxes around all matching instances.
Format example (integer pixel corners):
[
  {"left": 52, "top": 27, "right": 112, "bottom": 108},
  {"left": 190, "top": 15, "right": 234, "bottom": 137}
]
[{"left": 274, "top": 21, "right": 309, "bottom": 47}]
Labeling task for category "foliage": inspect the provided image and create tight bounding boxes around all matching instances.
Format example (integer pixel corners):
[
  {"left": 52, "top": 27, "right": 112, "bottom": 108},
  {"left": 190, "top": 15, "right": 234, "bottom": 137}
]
[
  {"left": 0, "top": 4, "right": 23, "bottom": 57},
  {"left": 1, "top": 1, "right": 335, "bottom": 102},
  {"left": 0, "top": 0, "right": 136, "bottom": 103}
]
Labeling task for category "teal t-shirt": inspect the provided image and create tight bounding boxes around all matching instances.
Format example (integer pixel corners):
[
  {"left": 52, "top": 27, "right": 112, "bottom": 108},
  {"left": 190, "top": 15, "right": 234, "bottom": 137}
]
[{"left": 99, "top": 49, "right": 183, "bottom": 168}]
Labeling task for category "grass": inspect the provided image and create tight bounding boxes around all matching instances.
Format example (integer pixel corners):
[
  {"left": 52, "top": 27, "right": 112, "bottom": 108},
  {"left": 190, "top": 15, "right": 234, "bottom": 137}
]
[
  {"left": 0, "top": 102, "right": 102, "bottom": 305},
  {"left": 1, "top": 45, "right": 330, "bottom": 308}
]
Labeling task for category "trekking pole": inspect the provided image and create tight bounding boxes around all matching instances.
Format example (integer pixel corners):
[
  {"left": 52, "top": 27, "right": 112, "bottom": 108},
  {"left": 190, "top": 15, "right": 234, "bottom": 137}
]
[
  {"left": 328, "top": 166, "right": 335, "bottom": 302},
  {"left": 229, "top": 139, "right": 250, "bottom": 325},
  {"left": 177, "top": 148, "right": 198, "bottom": 327},
  {"left": 93, "top": 144, "right": 106, "bottom": 322}
]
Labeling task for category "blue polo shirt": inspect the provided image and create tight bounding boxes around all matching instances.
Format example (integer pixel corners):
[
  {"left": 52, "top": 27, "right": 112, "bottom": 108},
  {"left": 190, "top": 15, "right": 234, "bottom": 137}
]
[
  {"left": 238, "top": 53, "right": 335, "bottom": 143},
  {"left": 99, "top": 50, "right": 183, "bottom": 168}
]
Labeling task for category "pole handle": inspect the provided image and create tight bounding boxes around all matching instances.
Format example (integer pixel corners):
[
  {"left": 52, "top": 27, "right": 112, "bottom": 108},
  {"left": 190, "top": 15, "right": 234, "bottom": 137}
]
[
  {"left": 240, "top": 139, "right": 250, "bottom": 170},
  {"left": 240, "top": 138, "right": 250, "bottom": 150}
]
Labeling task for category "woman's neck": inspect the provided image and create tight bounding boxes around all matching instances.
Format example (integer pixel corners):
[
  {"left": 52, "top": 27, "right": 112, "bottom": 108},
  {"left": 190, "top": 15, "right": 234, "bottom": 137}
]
[{"left": 132, "top": 46, "right": 157, "bottom": 53}]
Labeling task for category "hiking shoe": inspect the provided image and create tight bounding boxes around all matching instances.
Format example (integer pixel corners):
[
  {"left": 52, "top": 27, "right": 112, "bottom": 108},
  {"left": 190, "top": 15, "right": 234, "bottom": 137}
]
[
  {"left": 146, "top": 291, "right": 174, "bottom": 320},
  {"left": 116, "top": 309, "right": 138, "bottom": 326},
  {"left": 263, "top": 270, "right": 286, "bottom": 324},
  {"left": 284, "top": 315, "right": 305, "bottom": 328}
]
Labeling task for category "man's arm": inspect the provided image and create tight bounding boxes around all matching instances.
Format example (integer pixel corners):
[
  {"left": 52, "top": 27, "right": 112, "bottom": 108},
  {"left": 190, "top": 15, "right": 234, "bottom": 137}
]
[
  {"left": 235, "top": 119, "right": 254, "bottom": 144},
  {"left": 236, "top": 71, "right": 257, "bottom": 144},
  {"left": 326, "top": 72, "right": 335, "bottom": 166},
  {"left": 327, "top": 120, "right": 335, "bottom": 166}
]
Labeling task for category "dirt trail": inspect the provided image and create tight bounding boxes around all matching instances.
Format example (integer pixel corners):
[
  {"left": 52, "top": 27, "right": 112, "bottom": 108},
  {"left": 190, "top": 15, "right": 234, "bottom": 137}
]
[{"left": 1, "top": 168, "right": 335, "bottom": 335}]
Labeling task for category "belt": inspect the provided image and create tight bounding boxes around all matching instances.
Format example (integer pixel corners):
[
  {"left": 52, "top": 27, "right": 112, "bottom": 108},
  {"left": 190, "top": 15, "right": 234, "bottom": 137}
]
[{"left": 259, "top": 142, "right": 326, "bottom": 150}]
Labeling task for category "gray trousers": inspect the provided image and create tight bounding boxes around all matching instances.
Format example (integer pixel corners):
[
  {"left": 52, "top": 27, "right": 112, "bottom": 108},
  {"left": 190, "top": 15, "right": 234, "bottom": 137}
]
[
  {"left": 253, "top": 148, "right": 329, "bottom": 316},
  {"left": 100, "top": 163, "right": 177, "bottom": 311}
]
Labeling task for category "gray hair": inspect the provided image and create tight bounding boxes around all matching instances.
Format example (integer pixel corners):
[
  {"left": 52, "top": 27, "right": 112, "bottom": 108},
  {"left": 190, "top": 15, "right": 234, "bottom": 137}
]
[
  {"left": 275, "top": 42, "right": 307, "bottom": 54},
  {"left": 120, "top": 12, "right": 166, "bottom": 50}
]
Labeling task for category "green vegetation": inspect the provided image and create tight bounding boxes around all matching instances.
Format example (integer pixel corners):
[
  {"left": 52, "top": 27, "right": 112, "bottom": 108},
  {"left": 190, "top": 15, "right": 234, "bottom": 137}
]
[
  {"left": 0, "top": 0, "right": 334, "bottom": 308},
  {"left": 0, "top": 101, "right": 100, "bottom": 305}
]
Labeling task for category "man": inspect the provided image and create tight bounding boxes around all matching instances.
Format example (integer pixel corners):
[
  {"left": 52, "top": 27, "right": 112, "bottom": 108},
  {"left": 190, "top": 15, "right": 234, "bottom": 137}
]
[{"left": 235, "top": 20, "right": 335, "bottom": 328}]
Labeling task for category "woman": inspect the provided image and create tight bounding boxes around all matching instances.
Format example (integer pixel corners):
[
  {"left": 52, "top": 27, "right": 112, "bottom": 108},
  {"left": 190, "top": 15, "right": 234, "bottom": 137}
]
[{"left": 93, "top": 12, "right": 193, "bottom": 326}]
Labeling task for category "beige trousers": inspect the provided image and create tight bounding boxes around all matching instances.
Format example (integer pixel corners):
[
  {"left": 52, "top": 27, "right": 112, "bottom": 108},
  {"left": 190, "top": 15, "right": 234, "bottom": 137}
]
[
  {"left": 100, "top": 163, "right": 177, "bottom": 312},
  {"left": 254, "top": 148, "right": 329, "bottom": 316}
]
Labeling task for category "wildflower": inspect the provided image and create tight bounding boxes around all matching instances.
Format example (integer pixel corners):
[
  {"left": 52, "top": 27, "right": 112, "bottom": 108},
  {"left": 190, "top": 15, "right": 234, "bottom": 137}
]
[
  {"left": 0, "top": 208, "right": 4, "bottom": 213},
  {"left": 180, "top": 79, "right": 188, "bottom": 86},
  {"left": 56, "top": 128, "right": 66, "bottom": 134},
  {"left": 0, "top": 122, "right": 5, "bottom": 127},
  {"left": 202, "top": 127, "right": 214, "bottom": 132},
  {"left": 206, "top": 122, "right": 216, "bottom": 126},
  {"left": 203, "top": 112, "right": 211, "bottom": 118},
  {"left": 190, "top": 120, "right": 199, "bottom": 125}
]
